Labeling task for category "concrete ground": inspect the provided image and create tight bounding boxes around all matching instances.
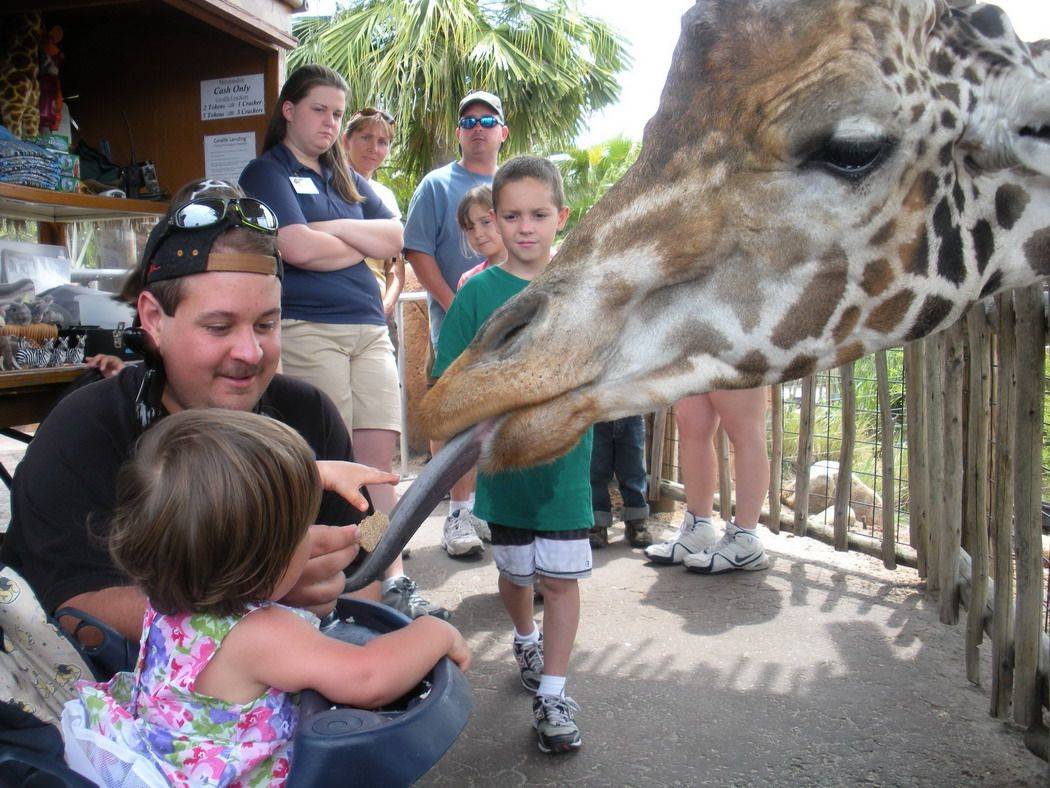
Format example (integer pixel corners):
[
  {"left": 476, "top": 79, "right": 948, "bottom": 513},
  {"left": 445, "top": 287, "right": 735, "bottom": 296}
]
[
  {"left": 1, "top": 436, "right": 1044, "bottom": 785},
  {"left": 401, "top": 498, "right": 1046, "bottom": 786}
]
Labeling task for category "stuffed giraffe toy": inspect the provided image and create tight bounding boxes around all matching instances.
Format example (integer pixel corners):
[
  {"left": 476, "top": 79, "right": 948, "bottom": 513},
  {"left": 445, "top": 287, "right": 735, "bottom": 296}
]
[
  {"left": 421, "top": 0, "right": 1050, "bottom": 472},
  {"left": 0, "top": 12, "right": 43, "bottom": 139}
]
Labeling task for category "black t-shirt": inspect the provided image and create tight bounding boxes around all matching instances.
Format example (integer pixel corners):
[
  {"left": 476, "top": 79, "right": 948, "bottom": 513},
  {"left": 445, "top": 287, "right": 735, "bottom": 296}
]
[{"left": 1, "top": 364, "right": 363, "bottom": 614}]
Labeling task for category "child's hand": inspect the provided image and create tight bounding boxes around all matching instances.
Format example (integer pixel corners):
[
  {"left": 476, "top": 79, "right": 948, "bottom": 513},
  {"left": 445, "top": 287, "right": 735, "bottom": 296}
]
[{"left": 446, "top": 627, "right": 472, "bottom": 672}]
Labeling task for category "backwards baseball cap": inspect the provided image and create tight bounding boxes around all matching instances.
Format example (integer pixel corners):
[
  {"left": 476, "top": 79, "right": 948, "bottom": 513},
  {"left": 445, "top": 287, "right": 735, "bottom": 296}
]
[
  {"left": 459, "top": 90, "right": 504, "bottom": 122},
  {"left": 142, "top": 197, "right": 283, "bottom": 287}
]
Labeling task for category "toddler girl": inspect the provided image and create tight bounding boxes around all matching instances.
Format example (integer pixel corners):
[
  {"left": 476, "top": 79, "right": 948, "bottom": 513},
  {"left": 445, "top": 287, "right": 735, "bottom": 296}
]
[
  {"left": 62, "top": 409, "right": 469, "bottom": 787},
  {"left": 456, "top": 185, "right": 507, "bottom": 288}
]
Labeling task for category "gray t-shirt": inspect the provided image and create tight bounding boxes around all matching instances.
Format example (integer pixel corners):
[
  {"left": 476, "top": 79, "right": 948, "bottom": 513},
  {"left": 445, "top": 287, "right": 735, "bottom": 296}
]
[{"left": 403, "top": 161, "right": 492, "bottom": 343}]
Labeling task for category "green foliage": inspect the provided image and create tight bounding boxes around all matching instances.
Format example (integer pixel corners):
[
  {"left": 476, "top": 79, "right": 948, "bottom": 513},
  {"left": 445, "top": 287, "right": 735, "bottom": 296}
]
[
  {"left": 293, "top": 0, "right": 630, "bottom": 184},
  {"left": 550, "top": 135, "right": 640, "bottom": 235}
]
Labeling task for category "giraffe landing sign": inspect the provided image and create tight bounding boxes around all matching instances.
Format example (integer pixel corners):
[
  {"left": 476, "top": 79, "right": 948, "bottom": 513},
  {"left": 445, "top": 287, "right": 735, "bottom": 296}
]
[{"left": 421, "top": 0, "right": 1050, "bottom": 472}]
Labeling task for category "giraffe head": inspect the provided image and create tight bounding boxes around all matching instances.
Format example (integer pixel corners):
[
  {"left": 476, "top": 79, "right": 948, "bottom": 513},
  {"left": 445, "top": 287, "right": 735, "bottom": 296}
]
[{"left": 421, "top": 0, "right": 1050, "bottom": 470}]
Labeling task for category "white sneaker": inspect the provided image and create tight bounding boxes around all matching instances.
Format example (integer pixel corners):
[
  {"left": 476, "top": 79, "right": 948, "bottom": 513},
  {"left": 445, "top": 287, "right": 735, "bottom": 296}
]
[
  {"left": 644, "top": 512, "right": 718, "bottom": 564},
  {"left": 466, "top": 510, "right": 491, "bottom": 542},
  {"left": 684, "top": 523, "right": 769, "bottom": 573},
  {"left": 442, "top": 509, "right": 485, "bottom": 557}
]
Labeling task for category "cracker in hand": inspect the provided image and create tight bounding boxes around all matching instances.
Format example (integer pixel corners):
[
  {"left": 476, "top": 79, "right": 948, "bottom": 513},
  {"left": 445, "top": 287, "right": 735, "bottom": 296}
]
[{"left": 357, "top": 512, "right": 390, "bottom": 552}]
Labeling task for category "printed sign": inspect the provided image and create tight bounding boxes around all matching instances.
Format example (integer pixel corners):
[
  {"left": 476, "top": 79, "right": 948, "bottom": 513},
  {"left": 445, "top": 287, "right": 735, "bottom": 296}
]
[
  {"left": 203, "top": 132, "right": 257, "bottom": 183},
  {"left": 201, "top": 74, "right": 265, "bottom": 120}
]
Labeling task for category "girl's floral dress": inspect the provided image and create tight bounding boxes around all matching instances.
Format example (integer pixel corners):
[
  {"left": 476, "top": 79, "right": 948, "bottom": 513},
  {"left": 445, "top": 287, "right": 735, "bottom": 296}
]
[{"left": 63, "top": 601, "right": 315, "bottom": 787}]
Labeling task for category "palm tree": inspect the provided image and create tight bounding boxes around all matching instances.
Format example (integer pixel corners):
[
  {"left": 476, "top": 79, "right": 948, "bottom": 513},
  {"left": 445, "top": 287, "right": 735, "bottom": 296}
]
[
  {"left": 552, "top": 135, "right": 640, "bottom": 235},
  {"left": 292, "top": 0, "right": 630, "bottom": 182}
]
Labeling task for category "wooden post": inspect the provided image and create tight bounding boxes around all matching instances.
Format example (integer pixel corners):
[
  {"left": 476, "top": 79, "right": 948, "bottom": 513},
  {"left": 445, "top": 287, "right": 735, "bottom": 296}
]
[
  {"left": 793, "top": 375, "right": 816, "bottom": 538},
  {"left": 940, "top": 324, "right": 965, "bottom": 624},
  {"left": 717, "top": 427, "right": 732, "bottom": 520},
  {"left": 768, "top": 385, "right": 783, "bottom": 534},
  {"left": 648, "top": 409, "right": 667, "bottom": 504},
  {"left": 990, "top": 292, "right": 1016, "bottom": 719},
  {"left": 904, "top": 340, "right": 929, "bottom": 577},
  {"left": 925, "top": 332, "right": 945, "bottom": 595},
  {"left": 875, "top": 352, "right": 896, "bottom": 569},
  {"left": 833, "top": 363, "right": 855, "bottom": 552},
  {"left": 964, "top": 304, "right": 992, "bottom": 685},
  {"left": 1011, "top": 286, "right": 1045, "bottom": 730}
]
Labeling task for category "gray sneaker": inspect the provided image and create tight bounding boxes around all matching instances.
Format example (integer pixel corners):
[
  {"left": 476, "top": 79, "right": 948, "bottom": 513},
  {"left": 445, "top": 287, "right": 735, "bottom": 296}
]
[
  {"left": 533, "top": 694, "right": 582, "bottom": 754},
  {"left": 512, "top": 630, "right": 544, "bottom": 692},
  {"left": 382, "top": 576, "right": 451, "bottom": 620},
  {"left": 442, "top": 509, "right": 485, "bottom": 557}
]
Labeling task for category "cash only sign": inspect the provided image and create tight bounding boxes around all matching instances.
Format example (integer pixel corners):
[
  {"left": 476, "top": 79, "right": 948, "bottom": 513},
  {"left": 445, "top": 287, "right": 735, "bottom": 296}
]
[{"left": 200, "top": 74, "right": 266, "bottom": 121}]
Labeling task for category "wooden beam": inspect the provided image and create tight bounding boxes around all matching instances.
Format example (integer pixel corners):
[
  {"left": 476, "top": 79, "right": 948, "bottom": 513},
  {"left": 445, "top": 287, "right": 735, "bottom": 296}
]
[
  {"left": 833, "top": 363, "right": 855, "bottom": 552},
  {"left": 768, "top": 385, "right": 783, "bottom": 534},
  {"left": 793, "top": 375, "right": 815, "bottom": 538},
  {"left": 875, "top": 352, "right": 896, "bottom": 569},
  {"left": 940, "top": 325, "right": 965, "bottom": 624}
]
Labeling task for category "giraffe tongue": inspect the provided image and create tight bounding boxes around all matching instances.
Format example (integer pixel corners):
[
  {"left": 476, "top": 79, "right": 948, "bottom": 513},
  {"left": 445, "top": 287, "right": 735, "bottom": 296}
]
[{"left": 343, "top": 419, "right": 496, "bottom": 592}]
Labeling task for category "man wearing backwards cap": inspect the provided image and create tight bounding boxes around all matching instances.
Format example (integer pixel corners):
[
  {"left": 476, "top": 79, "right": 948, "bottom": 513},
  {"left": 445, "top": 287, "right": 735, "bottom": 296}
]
[
  {"left": 2, "top": 180, "right": 397, "bottom": 642},
  {"left": 403, "top": 90, "right": 509, "bottom": 560}
]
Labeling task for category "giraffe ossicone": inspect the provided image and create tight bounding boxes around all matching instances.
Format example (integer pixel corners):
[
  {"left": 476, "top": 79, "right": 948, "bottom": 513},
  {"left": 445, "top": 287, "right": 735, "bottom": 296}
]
[{"left": 422, "top": 0, "right": 1050, "bottom": 471}]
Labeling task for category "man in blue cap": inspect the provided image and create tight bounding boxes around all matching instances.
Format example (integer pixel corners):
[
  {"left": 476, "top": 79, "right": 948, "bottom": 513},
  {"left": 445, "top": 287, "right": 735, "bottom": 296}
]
[{"left": 404, "top": 90, "right": 509, "bottom": 559}]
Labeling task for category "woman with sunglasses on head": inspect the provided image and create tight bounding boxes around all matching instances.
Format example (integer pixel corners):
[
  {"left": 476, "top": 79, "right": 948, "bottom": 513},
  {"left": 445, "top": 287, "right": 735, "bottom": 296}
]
[
  {"left": 343, "top": 108, "right": 404, "bottom": 327},
  {"left": 240, "top": 65, "right": 449, "bottom": 621}
]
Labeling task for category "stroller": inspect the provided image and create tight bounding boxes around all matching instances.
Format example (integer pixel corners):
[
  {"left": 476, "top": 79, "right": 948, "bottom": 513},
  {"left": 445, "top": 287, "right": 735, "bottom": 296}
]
[{"left": 0, "top": 564, "right": 472, "bottom": 787}]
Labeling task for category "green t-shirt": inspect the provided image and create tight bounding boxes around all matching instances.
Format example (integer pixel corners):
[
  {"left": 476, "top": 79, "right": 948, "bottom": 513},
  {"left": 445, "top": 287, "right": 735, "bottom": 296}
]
[{"left": 433, "top": 266, "right": 593, "bottom": 532}]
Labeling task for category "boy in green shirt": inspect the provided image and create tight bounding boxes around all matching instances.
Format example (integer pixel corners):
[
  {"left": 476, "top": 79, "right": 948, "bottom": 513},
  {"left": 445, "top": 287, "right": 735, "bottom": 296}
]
[{"left": 432, "top": 156, "right": 592, "bottom": 754}]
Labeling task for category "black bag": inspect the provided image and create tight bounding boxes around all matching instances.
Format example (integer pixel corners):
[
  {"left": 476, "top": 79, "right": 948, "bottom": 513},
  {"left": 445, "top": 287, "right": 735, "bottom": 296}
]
[{"left": 73, "top": 140, "right": 121, "bottom": 186}]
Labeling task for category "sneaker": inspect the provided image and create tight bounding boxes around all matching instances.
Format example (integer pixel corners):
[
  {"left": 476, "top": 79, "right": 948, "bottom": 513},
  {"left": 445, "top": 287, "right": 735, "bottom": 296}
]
[
  {"left": 382, "top": 576, "right": 452, "bottom": 620},
  {"left": 588, "top": 525, "right": 609, "bottom": 548},
  {"left": 442, "top": 509, "right": 484, "bottom": 557},
  {"left": 467, "top": 511, "right": 492, "bottom": 543},
  {"left": 513, "top": 630, "right": 544, "bottom": 692},
  {"left": 532, "top": 693, "right": 582, "bottom": 754},
  {"left": 683, "top": 523, "right": 770, "bottom": 573},
  {"left": 643, "top": 512, "right": 718, "bottom": 564},
  {"left": 624, "top": 518, "right": 652, "bottom": 548}
]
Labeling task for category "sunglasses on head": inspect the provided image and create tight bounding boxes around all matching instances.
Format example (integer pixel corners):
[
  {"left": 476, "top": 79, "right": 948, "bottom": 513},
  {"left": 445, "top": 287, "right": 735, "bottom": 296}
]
[
  {"left": 353, "top": 107, "right": 394, "bottom": 124},
  {"left": 458, "top": 115, "right": 502, "bottom": 130},
  {"left": 171, "top": 198, "right": 279, "bottom": 235}
]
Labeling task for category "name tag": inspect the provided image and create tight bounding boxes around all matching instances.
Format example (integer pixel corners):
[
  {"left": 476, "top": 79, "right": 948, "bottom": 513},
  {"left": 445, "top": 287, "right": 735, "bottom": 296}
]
[{"left": 289, "top": 176, "right": 319, "bottom": 195}]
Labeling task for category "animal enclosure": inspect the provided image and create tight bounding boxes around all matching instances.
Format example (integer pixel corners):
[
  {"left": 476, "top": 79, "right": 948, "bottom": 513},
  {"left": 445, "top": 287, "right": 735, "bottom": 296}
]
[{"left": 651, "top": 283, "right": 1050, "bottom": 759}]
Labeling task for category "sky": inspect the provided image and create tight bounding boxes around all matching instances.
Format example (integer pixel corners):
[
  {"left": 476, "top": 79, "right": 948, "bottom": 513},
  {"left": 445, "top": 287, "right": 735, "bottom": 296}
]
[{"left": 298, "top": 0, "right": 1050, "bottom": 147}]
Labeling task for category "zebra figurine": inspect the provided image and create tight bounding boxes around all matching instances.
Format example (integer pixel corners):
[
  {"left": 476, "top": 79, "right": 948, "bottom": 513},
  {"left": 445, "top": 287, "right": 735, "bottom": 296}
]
[
  {"left": 13, "top": 337, "right": 52, "bottom": 369},
  {"left": 48, "top": 337, "right": 69, "bottom": 367},
  {"left": 67, "top": 333, "right": 86, "bottom": 365}
]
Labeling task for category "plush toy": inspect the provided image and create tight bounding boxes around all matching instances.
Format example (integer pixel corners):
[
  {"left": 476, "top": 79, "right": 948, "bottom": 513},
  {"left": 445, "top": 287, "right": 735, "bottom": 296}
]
[
  {"left": 0, "top": 12, "right": 43, "bottom": 139},
  {"left": 4, "top": 302, "right": 31, "bottom": 326},
  {"left": 37, "top": 24, "right": 63, "bottom": 132}
]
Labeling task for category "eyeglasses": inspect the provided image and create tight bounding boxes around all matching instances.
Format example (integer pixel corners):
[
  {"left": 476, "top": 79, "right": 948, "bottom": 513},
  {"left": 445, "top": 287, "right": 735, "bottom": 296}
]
[
  {"left": 171, "top": 198, "right": 279, "bottom": 235},
  {"left": 352, "top": 107, "right": 394, "bottom": 125},
  {"left": 458, "top": 115, "right": 502, "bottom": 130}
]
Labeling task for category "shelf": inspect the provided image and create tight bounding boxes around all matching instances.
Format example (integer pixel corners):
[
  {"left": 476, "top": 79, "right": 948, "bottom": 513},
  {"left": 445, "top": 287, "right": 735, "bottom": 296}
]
[
  {"left": 0, "top": 366, "right": 88, "bottom": 390},
  {"left": 0, "top": 184, "right": 168, "bottom": 223}
]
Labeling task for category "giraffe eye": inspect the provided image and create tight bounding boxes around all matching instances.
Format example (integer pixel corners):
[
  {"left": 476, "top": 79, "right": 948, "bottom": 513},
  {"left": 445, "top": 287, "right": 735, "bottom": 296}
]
[{"left": 809, "top": 137, "right": 895, "bottom": 180}]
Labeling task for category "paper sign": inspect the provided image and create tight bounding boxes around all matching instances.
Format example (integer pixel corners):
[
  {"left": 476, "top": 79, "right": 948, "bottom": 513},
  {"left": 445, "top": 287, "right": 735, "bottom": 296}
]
[
  {"left": 203, "top": 132, "right": 257, "bottom": 183},
  {"left": 201, "top": 74, "right": 265, "bottom": 120}
]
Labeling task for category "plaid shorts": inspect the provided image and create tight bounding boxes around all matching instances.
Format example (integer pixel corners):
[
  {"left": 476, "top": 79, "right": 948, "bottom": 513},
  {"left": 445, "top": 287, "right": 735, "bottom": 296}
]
[{"left": 489, "top": 523, "right": 592, "bottom": 586}]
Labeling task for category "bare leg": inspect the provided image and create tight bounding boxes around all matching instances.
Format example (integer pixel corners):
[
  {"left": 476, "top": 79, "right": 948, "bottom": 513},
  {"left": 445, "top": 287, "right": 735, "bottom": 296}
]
[
  {"left": 537, "top": 577, "right": 580, "bottom": 678},
  {"left": 500, "top": 575, "right": 536, "bottom": 634},
  {"left": 674, "top": 393, "right": 720, "bottom": 517},
  {"left": 707, "top": 387, "right": 770, "bottom": 527}
]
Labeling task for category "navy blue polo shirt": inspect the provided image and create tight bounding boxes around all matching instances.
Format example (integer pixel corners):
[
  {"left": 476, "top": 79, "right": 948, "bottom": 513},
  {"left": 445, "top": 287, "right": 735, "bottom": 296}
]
[{"left": 239, "top": 143, "right": 394, "bottom": 325}]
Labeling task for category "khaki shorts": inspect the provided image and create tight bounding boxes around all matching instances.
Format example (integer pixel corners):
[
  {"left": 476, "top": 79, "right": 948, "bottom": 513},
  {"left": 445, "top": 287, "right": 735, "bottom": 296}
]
[{"left": 280, "top": 319, "right": 402, "bottom": 433}]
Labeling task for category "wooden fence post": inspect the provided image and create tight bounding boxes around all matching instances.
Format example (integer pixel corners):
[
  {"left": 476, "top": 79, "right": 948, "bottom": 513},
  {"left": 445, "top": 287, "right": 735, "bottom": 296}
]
[
  {"left": 834, "top": 363, "right": 855, "bottom": 552},
  {"left": 768, "top": 385, "right": 783, "bottom": 534},
  {"left": 940, "top": 324, "right": 965, "bottom": 624},
  {"left": 925, "top": 332, "right": 945, "bottom": 595},
  {"left": 904, "top": 340, "right": 928, "bottom": 577},
  {"left": 1011, "top": 286, "right": 1045, "bottom": 730},
  {"left": 875, "top": 351, "right": 896, "bottom": 569},
  {"left": 717, "top": 427, "right": 732, "bottom": 521},
  {"left": 964, "top": 304, "right": 991, "bottom": 685},
  {"left": 990, "top": 291, "right": 1016, "bottom": 718},
  {"left": 793, "top": 375, "right": 816, "bottom": 538}
]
